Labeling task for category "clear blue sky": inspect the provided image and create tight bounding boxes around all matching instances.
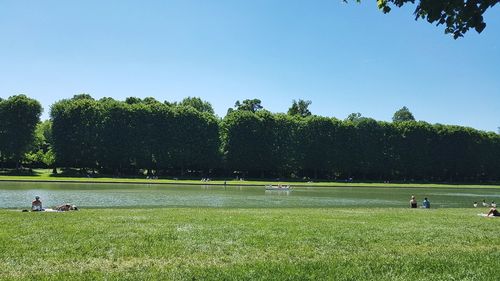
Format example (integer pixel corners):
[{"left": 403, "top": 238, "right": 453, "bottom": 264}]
[{"left": 1, "top": 1, "right": 499, "bottom": 132}]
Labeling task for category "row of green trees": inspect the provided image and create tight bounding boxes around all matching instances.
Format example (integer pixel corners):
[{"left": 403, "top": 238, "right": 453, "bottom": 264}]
[
  {"left": 224, "top": 110, "right": 500, "bottom": 181},
  {"left": 50, "top": 95, "right": 220, "bottom": 175},
  {"left": 1, "top": 94, "right": 499, "bottom": 181}
]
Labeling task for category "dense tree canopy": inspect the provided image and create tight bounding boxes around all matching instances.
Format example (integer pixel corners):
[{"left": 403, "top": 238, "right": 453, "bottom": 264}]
[
  {"left": 372, "top": 0, "right": 499, "bottom": 38},
  {"left": 0, "top": 95, "right": 42, "bottom": 167},
  {"left": 345, "top": 112, "right": 365, "bottom": 122},
  {"left": 179, "top": 97, "right": 215, "bottom": 114},
  {"left": 392, "top": 106, "right": 415, "bottom": 122},
  {"left": 233, "top": 99, "right": 263, "bottom": 113},
  {"left": 221, "top": 109, "right": 500, "bottom": 181},
  {"left": 288, "top": 99, "right": 312, "bottom": 117},
  {"left": 24, "top": 120, "right": 55, "bottom": 169},
  {"left": 50, "top": 95, "right": 220, "bottom": 175},
  {"left": 2, "top": 94, "right": 499, "bottom": 182}
]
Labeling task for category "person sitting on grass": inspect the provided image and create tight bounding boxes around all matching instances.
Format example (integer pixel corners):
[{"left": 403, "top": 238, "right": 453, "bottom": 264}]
[
  {"left": 410, "top": 196, "right": 417, "bottom": 208},
  {"left": 482, "top": 200, "right": 489, "bottom": 207},
  {"left": 32, "top": 196, "right": 43, "bottom": 211},
  {"left": 486, "top": 207, "right": 499, "bottom": 217},
  {"left": 422, "top": 198, "right": 431, "bottom": 209},
  {"left": 55, "top": 204, "right": 78, "bottom": 211}
]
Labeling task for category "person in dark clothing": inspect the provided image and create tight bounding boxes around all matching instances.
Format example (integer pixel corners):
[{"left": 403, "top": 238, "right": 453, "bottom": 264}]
[
  {"left": 486, "top": 207, "right": 499, "bottom": 217},
  {"left": 410, "top": 195, "right": 417, "bottom": 208}
]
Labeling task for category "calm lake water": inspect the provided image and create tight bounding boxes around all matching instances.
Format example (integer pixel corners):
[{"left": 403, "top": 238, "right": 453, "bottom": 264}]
[{"left": 1, "top": 182, "right": 499, "bottom": 209}]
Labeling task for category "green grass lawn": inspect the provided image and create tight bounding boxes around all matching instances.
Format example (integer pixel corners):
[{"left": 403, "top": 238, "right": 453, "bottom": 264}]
[
  {"left": 1, "top": 169, "right": 499, "bottom": 189},
  {"left": 1, "top": 208, "right": 499, "bottom": 280}
]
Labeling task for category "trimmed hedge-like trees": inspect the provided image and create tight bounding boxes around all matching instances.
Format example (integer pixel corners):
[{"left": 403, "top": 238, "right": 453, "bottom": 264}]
[{"left": 2, "top": 94, "right": 499, "bottom": 182}]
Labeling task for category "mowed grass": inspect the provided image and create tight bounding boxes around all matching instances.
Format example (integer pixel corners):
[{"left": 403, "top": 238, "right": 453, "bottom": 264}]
[
  {"left": 1, "top": 208, "right": 499, "bottom": 280},
  {"left": 1, "top": 169, "right": 500, "bottom": 189}
]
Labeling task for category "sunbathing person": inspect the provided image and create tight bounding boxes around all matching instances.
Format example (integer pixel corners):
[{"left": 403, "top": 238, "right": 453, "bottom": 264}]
[
  {"left": 55, "top": 204, "right": 78, "bottom": 211},
  {"left": 32, "top": 196, "right": 43, "bottom": 211},
  {"left": 486, "top": 207, "right": 499, "bottom": 217},
  {"left": 410, "top": 196, "right": 417, "bottom": 208}
]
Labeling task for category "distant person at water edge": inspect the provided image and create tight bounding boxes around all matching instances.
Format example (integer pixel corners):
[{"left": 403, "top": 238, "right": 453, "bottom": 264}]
[
  {"left": 492, "top": 202, "right": 497, "bottom": 208},
  {"left": 32, "top": 196, "right": 43, "bottom": 211},
  {"left": 422, "top": 198, "right": 430, "bottom": 209},
  {"left": 410, "top": 196, "right": 417, "bottom": 208},
  {"left": 482, "top": 200, "right": 489, "bottom": 207},
  {"left": 55, "top": 204, "right": 78, "bottom": 211},
  {"left": 473, "top": 202, "right": 478, "bottom": 208},
  {"left": 486, "top": 207, "right": 499, "bottom": 217}
]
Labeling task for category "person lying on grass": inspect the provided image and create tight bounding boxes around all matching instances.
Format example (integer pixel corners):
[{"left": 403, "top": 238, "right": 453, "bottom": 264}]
[
  {"left": 55, "top": 204, "right": 78, "bottom": 211},
  {"left": 486, "top": 207, "right": 499, "bottom": 217}
]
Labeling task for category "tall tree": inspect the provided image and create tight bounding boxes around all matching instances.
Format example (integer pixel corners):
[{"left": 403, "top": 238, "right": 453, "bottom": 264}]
[
  {"left": 392, "top": 106, "right": 415, "bottom": 122},
  {"left": 288, "top": 99, "right": 312, "bottom": 117},
  {"left": 297, "top": 116, "right": 337, "bottom": 179},
  {"left": 179, "top": 97, "right": 215, "bottom": 114},
  {"left": 97, "top": 98, "right": 134, "bottom": 174},
  {"left": 234, "top": 99, "right": 263, "bottom": 113},
  {"left": 51, "top": 95, "right": 102, "bottom": 169},
  {"left": 352, "top": 118, "right": 388, "bottom": 179},
  {"left": 221, "top": 110, "right": 273, "bottom": 177},
  {"left": 345, "top": 112, "right": 365, "bottom": 122},
  {"left": 271, "top": 114, "right": 300, "bottom": 177},
  {"left": 0, "top": 95, "right": 42, "bottom": 167},
  {"left": 169, "top": 106, "right": 220, "bottom": 174},
  {"left": 24, "top": 120, "right": 55, "bottom": 169}
]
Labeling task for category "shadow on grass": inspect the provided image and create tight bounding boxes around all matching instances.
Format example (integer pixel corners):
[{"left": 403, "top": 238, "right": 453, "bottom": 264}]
[
  {"left": 0, "top": 168, "right": 88, "bottom": 178},
  {"left": 49, "top": 168, "right": 145, "bottom": 179},
  {"left": 0, "top": 169, "right": 42, "bottom": 177}
]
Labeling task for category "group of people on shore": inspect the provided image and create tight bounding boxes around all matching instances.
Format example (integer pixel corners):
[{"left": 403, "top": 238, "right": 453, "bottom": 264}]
[
  {"left": 25, "top": 193, "right": 498, "bottom": 216},
  {"left": 410, "top": 195, "right": 499, "bottom": 217},
  {"left": 474, "top": 200, "right": 498, "bottom": 217},
  {"left": 29, "top": 196, "right": 78, "bottom": 212},
  {"left": 473, "top": 200, "right": 496, "bottom": 208},
  {"left": 409, "top": 196, "right": 431, "bottom": 209}
]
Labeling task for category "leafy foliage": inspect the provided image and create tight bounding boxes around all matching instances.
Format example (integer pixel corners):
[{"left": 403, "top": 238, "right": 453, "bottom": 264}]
[
  {"left": 345, "top": 112, "right": 366, "bottom": 122},
  {"left": 24, "top": 120, "right": 55, "bottom": 168},
  {"left": 233, "top": 99, "right": 263, "bottom": 113},
  {"left": 2, "top": 94, "right": 500, "bottom": 181},
  {"left": 288, "top": 99, "right": 312, "bottom": 117},
  {"left": 373, "top": 0, "right": 499, "bottom": 38},
  {"left": 392, "top": 106, "right": 415, "bottom": 122},
  {"left": 49, "top": 95, "right": 220, "bottom": 175},
  {"left": 179, "top": 97, "right": 215, "bottom": 114},
  {"left": 0, "top": 95, "right": 42, "bottom": 166}
]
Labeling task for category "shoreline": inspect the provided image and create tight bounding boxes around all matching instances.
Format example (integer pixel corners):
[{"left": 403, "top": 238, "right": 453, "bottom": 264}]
[{"left": 0, "top": 177, "right": 499, "bottom": 189}]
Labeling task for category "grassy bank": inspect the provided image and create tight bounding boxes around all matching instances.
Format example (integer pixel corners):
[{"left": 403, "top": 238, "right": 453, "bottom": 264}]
[
  {"left": 1, "top": 169, "right": 500, "bottom": 189},
  {"left": 1, "top": 208, "right": 499, "bottom": 280}
]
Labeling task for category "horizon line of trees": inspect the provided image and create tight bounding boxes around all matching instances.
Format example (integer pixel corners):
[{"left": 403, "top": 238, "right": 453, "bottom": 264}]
[{"left": 1, "top": 94, "right": 499, "bottom": 182}]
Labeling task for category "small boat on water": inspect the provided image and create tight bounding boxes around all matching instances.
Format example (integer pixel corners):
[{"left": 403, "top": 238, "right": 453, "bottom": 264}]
[{"left": 265, "top": 185, "right": 291, "bottom": 191}]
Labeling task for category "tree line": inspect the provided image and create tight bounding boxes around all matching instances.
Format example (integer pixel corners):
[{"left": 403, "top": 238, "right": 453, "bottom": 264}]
[{"left": 1, "top": 94, "right": 499, "bottom": 182}]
